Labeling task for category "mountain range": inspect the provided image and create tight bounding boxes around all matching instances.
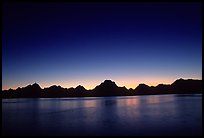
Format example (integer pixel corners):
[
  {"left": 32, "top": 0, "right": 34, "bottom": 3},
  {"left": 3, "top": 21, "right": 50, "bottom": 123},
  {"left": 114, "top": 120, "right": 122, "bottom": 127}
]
[{"left": 2, "top": 78, "right": 202, "bottom": 98}]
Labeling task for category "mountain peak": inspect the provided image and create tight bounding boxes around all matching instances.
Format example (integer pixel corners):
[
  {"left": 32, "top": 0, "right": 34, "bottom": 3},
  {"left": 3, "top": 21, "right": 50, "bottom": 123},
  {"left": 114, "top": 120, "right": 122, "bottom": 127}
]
[
  {"left": 32, "top": 83, "right": 41, "bottom": 88},
  {"left": 171, "top": 78, "right": 187, "bottom": 85},
  {"left": 76, "top": 85, "right": 85, "bottom": 89},
  {"left": 75, "top": 85, "right": 86, "bottom": 91},
  {"left": 2, "top": 78, "right": 202, "bottom": 98},
  {"left": 93, "top": 80, "right": 118, "bottom": 91},
  {"left": 104, "top": 80, "right": 114, "bottom": 83},
  {"left": 138, "top": 83, "right": 150, "bottom": 87},
  {"left": 102, "top": 80, "right": 117, "bottom": 86},
  {"left": 134, "top": 83, "right": 150, "bottom": 91}
]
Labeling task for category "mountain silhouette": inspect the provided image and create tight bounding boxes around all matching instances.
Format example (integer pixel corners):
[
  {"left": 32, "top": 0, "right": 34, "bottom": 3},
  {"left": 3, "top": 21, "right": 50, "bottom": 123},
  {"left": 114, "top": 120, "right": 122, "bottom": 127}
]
[
  {"left": 75, "top": 85, "right": 86, "bottom": 92},
  {"left": 93, "top": 80, "right": 118, "bottom": 95},
  {"left": 134, "top": 84, "right": 152, "bottom": 95},
  {"left": 171, "top": 78, "right": 202, "bottom": 94},
  {"left": 43, "top": 85, "right": 67, "bottom": 97},
  {"left": 2, "top": 78, "right": 202, "bottom": 98}
]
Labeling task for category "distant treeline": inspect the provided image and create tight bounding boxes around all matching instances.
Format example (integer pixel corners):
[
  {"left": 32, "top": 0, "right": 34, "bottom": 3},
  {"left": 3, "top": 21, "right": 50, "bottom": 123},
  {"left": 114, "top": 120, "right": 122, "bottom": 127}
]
[{"left": 2, "top": 78, "right": 202, "bottom": 98}]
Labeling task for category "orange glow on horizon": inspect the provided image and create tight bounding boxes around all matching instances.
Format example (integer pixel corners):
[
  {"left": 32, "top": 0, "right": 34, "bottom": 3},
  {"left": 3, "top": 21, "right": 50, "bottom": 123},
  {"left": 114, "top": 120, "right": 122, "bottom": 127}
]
[{"left": 2, "top": 77, "right": 202, "bottom": 91}]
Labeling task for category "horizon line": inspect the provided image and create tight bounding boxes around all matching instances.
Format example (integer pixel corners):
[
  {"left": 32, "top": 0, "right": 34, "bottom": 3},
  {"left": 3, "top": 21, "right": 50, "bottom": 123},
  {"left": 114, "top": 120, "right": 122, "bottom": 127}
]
[{"left": 2, "top": 78, "right": 202, "bottom": 91}]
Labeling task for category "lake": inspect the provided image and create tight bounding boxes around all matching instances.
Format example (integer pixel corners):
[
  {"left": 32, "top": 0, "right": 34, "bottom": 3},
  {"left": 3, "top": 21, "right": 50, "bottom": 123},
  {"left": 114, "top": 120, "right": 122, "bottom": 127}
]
[{"left": 2, "top": 94, "right": 202, "bottom": 136}]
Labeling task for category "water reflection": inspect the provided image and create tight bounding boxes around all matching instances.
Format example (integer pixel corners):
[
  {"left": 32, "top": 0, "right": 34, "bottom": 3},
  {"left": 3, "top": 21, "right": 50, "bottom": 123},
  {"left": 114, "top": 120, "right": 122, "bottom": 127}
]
[
  {"left": 2, "top": 94, "right": 202, "bottom": 136},
  {"left": 84, "top": 99, "right": 97, "bottom": 108},
  {"left": 146, "top": 95, "right": 160, "bottom": 104},
  {"left": 103, "top": 99, "right": 117, "bottom": 106},
  {"left": 125, "top": 97, "right": 140, "bottom": 106}
]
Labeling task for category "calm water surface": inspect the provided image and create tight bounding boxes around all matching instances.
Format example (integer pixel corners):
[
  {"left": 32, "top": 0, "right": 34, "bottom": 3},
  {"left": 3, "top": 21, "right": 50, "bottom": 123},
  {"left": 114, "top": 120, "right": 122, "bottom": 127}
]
[{"left": 2, "top": 94, "right": 202, "bottom": 136}]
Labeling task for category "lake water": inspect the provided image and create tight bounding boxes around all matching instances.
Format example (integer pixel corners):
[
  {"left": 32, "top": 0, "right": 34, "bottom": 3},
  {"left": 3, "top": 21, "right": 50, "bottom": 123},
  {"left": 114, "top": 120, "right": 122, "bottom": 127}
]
[{"left": 2, "top": 94, "right": 202, "bottom": 136}]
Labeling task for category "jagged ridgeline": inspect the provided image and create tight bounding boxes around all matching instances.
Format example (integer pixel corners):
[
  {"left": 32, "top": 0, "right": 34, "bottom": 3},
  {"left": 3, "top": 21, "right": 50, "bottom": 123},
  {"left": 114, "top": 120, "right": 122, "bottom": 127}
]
[{"left": 2, "top": 79, "right": 202, "bottom": 98}]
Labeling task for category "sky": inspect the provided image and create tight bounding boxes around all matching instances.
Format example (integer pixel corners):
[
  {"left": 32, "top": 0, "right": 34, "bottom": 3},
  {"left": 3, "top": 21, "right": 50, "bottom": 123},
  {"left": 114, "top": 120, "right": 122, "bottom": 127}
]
[{"left": 2, "top": 2, "right": 202, "bottom": 90}]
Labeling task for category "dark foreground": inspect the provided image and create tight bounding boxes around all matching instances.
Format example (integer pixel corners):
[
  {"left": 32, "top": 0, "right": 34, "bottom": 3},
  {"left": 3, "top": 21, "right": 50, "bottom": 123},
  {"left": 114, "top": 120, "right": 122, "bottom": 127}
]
[{"left": 2, "top": 94, "right": 202, "bottom": 136}]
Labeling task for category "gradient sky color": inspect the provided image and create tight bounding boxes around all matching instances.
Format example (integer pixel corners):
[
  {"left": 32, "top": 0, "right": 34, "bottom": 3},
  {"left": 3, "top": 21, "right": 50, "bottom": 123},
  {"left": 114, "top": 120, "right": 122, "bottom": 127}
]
[{"left": 2, "top": 2, "right": 202, "bottom": 90}]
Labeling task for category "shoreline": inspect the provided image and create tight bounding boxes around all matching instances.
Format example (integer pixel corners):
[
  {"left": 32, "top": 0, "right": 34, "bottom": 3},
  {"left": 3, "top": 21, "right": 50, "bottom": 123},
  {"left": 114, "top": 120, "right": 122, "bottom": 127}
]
[{"left": 2, "top": 92, "right": 202, "bottom": 99}]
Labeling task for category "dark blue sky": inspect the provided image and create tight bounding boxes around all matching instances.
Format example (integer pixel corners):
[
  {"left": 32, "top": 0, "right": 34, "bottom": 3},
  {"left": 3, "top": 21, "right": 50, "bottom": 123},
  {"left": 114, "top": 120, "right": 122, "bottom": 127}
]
[{"left": 2, "top": 2, "right": 202, "bottom": 90}]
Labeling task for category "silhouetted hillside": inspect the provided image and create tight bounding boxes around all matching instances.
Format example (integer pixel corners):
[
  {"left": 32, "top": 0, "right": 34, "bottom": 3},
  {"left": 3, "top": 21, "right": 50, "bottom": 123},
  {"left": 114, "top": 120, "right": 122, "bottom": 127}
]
[
  {"left": 43, "top": 85, "right": 67, "bottom": 97},
  {"left": 134, "top": 84, "right": 152, "bottom": 95},
  {"left": 92, "top": 80, "right": 129, "bottom": 96},
  {"left": 171, "top": 78, "right": 202, "bottom": 94},
  {"left": 2, "top": 83, "right": 42, "bottom": 98},
  {"left": 2, "top": 79, "right": 202, "bottom": 98}
]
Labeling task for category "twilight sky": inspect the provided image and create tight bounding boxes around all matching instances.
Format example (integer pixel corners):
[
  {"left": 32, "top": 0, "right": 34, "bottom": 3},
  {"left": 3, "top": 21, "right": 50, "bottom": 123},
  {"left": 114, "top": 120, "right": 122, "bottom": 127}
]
[{"left": 2, "top": 2, "right": 202, "bottom": 90}]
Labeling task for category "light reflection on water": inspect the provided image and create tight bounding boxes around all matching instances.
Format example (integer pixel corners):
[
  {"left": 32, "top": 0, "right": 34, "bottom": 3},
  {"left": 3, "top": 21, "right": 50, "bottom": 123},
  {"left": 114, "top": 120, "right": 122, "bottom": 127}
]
[{"left": 2, "top": 94, "right": 202, "bottom": 136}]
